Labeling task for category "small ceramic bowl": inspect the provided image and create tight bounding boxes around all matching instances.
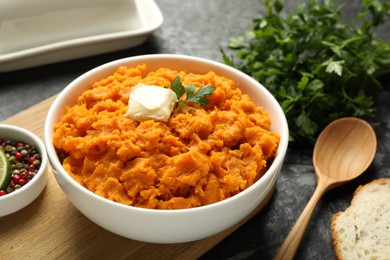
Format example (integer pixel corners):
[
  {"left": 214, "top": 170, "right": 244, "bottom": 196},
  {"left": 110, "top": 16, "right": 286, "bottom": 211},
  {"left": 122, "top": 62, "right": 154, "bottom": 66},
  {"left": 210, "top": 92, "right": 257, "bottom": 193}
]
[
  {"left": 0, "top": 124, "right": 48, "bottom": 217},
  {"left": 44, "top": 54, "right": 289, "bottom": 243}
]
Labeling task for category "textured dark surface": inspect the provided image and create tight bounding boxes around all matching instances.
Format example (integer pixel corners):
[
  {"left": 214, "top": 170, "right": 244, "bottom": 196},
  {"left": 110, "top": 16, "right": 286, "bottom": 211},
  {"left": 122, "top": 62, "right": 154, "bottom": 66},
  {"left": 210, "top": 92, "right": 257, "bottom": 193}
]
[{"left": 1, "top": 1, "right": 389, "bottom": 259}]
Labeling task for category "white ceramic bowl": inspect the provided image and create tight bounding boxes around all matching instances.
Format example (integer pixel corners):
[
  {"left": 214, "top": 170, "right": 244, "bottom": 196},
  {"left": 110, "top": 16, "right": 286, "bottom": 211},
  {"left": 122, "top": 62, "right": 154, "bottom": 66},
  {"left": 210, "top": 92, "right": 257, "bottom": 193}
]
[
  {"left": 44, "top": 54, "right": 289, "bottom": 243},
  {"left": 0, "top": 124, "right": 48, "bottom": 217}
]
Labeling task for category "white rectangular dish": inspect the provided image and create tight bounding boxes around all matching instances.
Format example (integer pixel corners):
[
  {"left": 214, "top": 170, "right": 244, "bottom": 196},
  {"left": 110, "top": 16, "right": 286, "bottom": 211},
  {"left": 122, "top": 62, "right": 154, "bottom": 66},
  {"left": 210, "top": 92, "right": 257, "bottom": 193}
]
[{"left": 0, "top": 0, "right": 163, "bottom": 72}]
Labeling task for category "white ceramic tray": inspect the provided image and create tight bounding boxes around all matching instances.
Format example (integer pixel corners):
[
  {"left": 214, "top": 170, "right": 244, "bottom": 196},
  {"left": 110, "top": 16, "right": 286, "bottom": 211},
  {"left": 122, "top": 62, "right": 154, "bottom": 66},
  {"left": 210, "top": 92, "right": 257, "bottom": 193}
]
[{"left": 0, "top": 0, "right": 163, "bottom": 72}]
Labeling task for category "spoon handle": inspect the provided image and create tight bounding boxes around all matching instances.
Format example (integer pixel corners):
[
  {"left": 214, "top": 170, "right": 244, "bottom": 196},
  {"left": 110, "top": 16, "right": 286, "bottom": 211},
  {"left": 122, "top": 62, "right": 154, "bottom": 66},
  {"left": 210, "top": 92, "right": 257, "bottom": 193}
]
[{"left": 273, "top": 182, "right": 327, "bottom": 260}]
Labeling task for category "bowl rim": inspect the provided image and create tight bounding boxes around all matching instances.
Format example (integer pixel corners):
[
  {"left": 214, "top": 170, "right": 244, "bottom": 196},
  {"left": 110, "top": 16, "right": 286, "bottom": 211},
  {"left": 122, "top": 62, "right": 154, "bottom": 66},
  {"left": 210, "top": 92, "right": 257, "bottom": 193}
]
[
  {"left": 44, "top": 54, "right": 289, "bottom": 214},
  {"left": 0, "top": 123, "right": 48, "bottom": 200}
]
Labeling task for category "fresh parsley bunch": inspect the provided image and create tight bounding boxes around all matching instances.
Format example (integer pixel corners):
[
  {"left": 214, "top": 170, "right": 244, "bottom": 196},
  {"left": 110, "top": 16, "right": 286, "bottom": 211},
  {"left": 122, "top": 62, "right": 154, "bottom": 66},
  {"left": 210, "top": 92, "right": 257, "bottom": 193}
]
[{"left": 222, "top": 0, "right": 390, "bottom": 144}]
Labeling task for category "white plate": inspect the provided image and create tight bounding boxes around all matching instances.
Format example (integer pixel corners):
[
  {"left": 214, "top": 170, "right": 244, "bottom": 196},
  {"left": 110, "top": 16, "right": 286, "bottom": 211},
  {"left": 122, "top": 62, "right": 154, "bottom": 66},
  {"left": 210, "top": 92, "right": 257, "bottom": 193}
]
[{"left": 0, "top": 0, "right": 163, "bottom": 72}]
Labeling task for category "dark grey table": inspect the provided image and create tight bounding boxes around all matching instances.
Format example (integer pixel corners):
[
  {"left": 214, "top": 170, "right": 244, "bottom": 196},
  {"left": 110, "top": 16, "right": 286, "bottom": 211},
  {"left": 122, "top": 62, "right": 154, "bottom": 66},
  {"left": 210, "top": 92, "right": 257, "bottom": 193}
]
[{"left": 1, "top": 1, "right": 389, "bottom": 259}]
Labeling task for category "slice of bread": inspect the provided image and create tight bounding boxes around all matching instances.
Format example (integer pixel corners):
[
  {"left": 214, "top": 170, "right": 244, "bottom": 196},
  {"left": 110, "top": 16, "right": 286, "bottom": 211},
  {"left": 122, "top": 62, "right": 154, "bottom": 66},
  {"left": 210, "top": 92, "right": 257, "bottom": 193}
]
[{"left": 331, "top": 178, "right": 390, "bottom": 260}]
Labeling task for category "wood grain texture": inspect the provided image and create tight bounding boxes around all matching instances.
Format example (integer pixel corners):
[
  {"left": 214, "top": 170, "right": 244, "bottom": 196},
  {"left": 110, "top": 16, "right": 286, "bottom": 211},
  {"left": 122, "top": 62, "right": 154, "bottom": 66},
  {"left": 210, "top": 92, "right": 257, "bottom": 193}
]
[{"left": 0, "top": 96, "right": 274, "bottom": 260}]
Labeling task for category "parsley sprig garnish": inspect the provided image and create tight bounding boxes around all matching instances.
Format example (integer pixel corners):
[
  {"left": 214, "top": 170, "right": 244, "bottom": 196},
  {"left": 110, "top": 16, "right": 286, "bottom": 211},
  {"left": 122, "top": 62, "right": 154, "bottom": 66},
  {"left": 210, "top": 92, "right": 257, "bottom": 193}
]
[
  {"left": 170, "top": 76, "right": 215, "bottom": 108},
  {"left": 222, "top": 0, "right": 390, "bottom": 144}
]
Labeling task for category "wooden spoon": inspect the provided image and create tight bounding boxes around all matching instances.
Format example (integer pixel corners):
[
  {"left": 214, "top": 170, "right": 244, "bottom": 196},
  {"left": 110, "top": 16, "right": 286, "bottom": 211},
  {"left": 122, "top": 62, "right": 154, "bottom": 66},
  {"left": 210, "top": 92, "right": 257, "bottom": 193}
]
[{"left": 274, "top": 117, "right": 377, "bottom": 260}]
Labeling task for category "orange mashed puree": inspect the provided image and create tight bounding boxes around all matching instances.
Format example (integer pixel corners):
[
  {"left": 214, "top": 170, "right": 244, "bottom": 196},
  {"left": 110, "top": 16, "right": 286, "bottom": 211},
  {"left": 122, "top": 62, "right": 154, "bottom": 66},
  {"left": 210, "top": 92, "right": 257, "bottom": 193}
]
[{"left": 53, "top": 65, "right": 280, "bottom": 209}]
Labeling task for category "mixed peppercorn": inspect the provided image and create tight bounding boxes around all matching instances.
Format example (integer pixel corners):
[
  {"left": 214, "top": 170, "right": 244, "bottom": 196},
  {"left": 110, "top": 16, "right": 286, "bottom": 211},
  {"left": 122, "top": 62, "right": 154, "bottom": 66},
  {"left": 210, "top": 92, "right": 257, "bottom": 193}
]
[{"left": 0, "top": 139, "right": 41, "bottom": 196}]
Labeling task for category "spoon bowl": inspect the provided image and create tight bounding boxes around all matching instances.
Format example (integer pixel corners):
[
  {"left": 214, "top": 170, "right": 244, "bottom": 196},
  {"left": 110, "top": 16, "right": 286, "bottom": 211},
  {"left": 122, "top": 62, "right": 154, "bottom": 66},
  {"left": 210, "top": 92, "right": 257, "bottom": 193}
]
[
  {"left": 274, "top": 117, "right": 377, "bottom": 260},
  {"left": 313, "top": 117, "right": 377, "bottom": 189}
]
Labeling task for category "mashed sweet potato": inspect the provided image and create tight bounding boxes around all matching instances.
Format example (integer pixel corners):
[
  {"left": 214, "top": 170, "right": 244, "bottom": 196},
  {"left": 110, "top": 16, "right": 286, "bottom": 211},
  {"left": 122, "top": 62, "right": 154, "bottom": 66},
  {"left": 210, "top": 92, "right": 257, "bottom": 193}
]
[{"left": 53, "top": 65, "right": 280, "bottom": 209}]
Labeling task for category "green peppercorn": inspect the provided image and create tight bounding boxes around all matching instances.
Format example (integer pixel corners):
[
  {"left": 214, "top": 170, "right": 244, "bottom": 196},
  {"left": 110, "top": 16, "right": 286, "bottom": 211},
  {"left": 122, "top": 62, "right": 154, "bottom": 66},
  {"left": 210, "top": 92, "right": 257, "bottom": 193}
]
[
  {"left": 8, "top": 155, "right": 16, "bottom": 163},
  {"left": 33, "top": 160, "right": 41, "bottom": 167},
  {"left": 5, "top": 145, "right": 13, "bottom": 152},
  {"left": 15, "top": 162, "right": 23, "bottom": 169}
]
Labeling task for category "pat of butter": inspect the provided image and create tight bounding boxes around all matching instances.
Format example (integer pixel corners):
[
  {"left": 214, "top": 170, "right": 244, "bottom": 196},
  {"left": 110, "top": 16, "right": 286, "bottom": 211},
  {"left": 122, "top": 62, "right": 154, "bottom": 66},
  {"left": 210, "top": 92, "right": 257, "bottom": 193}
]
[{"left": 126, "top": 83, "right": 178, "bottom": 122}]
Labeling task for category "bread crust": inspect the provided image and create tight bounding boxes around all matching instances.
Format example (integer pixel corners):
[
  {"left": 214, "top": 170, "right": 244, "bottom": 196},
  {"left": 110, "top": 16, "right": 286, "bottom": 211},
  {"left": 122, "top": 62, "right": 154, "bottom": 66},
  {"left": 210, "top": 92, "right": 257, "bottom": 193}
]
[
  {"left": 332, "top": 211, "right": 343, "bottom": 260},
  {"left": 331, "top": 178, "right": 390, "bottom": 260}
]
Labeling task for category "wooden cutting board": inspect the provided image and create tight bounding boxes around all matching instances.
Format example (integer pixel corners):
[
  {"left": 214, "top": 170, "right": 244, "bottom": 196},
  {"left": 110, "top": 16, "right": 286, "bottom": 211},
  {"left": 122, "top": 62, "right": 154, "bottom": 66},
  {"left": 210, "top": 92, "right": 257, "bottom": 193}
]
[{"left": 0, "top": 95, "right": 274, "bottom": 260}]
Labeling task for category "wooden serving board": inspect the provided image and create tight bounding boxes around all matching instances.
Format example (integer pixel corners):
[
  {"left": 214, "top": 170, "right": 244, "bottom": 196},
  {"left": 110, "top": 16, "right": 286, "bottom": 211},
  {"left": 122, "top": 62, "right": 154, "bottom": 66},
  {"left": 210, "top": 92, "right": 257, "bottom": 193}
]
[{"left": 0, "top": 96, "right": 274, "bottom": 260}]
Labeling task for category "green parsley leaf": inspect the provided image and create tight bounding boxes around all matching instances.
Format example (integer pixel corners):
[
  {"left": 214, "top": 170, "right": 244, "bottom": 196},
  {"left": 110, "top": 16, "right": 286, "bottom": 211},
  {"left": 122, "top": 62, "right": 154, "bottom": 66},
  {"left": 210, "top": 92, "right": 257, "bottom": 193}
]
[
  {"left": 184, "top": 84, "right": 215, "bottom": 105},
  {"left": 170, "top": 76, "right": 216, "bottom": 108},
  {"left": 171, "top": 76, "right": 186, "bottom": 100},
  {"left": 324, "top": 59, "right": 344, "bottom": 76}
]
